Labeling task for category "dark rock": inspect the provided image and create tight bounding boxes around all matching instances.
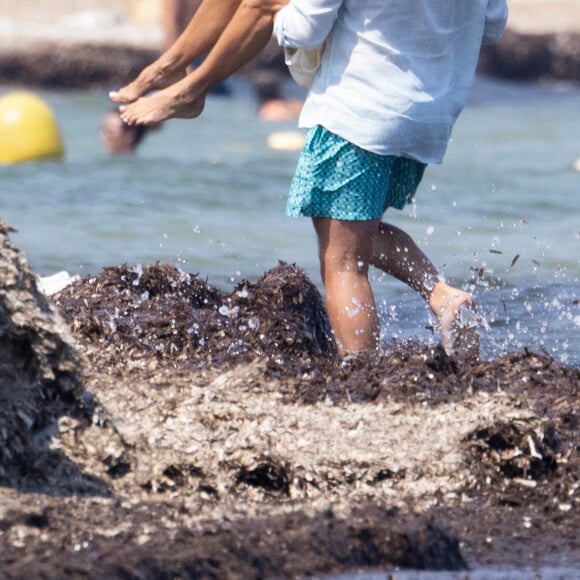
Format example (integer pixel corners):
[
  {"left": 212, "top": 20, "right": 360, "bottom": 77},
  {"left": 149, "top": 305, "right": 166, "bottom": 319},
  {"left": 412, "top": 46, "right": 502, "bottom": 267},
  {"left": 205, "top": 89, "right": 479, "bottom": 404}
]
[{"left": 0, "top": 38, "right": 288, "bottom": 90}]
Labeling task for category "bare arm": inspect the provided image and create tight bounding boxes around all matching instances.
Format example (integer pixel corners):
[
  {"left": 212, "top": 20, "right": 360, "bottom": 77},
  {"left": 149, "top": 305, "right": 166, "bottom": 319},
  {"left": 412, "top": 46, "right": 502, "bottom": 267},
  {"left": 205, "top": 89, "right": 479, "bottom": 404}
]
[{"left": 111, "top": 0, "right": 245, "bottom": 103}]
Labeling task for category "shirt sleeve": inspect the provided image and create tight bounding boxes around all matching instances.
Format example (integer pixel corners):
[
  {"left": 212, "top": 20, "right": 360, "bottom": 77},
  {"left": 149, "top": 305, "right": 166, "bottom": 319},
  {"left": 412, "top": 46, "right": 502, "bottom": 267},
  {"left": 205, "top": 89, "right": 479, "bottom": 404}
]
[
  {"left": 483, "top": 0, "right": 509, "bottom": 44},
  {"left": 273, "top": 0, "right": 343, "bottom": 50}
]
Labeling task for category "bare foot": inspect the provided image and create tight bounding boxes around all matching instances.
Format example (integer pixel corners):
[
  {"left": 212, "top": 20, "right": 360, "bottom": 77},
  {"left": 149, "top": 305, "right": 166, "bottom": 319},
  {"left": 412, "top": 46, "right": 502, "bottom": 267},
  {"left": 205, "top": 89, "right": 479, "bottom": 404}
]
[
  {"left": 119, "top": 88, "right": 206, "bottom": 126},
  {"left": 109, "top": 63, "right": 186, "bottom": 104},
  {"left": 428, "top": 282, "right": 480, "bottom": 358}
]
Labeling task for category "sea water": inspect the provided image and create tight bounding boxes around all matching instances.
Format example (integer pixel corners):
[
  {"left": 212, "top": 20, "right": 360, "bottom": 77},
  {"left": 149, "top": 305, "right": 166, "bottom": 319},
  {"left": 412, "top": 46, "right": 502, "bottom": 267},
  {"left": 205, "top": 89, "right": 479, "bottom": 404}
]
[{"left": 0, "top": 78, "right": 578, "bottom": 366}]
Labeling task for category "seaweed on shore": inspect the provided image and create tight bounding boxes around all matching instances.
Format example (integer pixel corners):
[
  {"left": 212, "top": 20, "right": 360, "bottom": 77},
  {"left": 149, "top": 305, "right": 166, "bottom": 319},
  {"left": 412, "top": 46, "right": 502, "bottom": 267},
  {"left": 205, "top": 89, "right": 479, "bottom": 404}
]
[
  {"left": 1, "top": 227, "right": 578, "bottom": 578},
  {"left": 53, "top": 261, "right": 337, "bottom": 371}
]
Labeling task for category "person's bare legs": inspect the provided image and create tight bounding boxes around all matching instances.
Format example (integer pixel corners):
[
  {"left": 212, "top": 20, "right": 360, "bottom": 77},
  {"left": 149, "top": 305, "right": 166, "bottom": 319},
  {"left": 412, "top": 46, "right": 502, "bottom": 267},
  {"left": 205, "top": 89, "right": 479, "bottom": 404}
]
[
  {"left": 109, "top": 62, "right": 187, "bottom": 107},
  {"left": 313, "top": 217, "right": 381, "bottom": 354},
  {"left": 115, "top": 0, "right": 288, "bottom": 125},
  {"left": 110, "top": 0, "right": 244, "bottom": 105},
  {"left": 370, "top": 221, "right": 474, "bottom": 353},
  {"left": 119, "top": 76, "right": 208, "bottom": 125}
]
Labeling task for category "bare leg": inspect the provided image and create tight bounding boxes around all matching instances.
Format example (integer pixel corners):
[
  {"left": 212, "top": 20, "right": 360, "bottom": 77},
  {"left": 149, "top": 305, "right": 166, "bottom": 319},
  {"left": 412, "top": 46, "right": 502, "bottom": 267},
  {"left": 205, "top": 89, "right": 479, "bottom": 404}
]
[
  {"left": 370, "top": 222, "right": 440, "bottom": 301},
  {"left": 110, "top": 0, "right": 244, "bottom": 105},
  {"left": 119, "top": 79, "right": 207, "bottom": 125},
  {"left": 115, "top": 0, "right": 287, "bottom": 125},
  {"left": 370, "top": 221, "right": 474, "bottom": 354},
  {"left": 428, "top": 281, "right": 477, "bottom": 356},
  {"left": 313, "top": 217, "right": 381, "bottom": 354},
  {"left": 109, "top": 62, "right": 187, "bottom": 106}
]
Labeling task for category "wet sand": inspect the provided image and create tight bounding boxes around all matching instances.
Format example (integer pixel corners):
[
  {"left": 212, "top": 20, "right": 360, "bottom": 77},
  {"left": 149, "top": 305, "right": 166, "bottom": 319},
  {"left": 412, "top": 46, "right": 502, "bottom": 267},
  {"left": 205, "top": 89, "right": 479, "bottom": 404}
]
[{"left": 0, "top": 222, "right": 578, "bottom": 578}]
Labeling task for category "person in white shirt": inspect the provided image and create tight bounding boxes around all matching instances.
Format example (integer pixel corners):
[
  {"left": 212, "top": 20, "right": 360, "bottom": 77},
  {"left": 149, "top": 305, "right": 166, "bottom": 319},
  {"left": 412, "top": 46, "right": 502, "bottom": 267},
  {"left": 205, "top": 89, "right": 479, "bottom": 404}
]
[{"left": 112, "top": 0, "right": 508, "bottom": 357}]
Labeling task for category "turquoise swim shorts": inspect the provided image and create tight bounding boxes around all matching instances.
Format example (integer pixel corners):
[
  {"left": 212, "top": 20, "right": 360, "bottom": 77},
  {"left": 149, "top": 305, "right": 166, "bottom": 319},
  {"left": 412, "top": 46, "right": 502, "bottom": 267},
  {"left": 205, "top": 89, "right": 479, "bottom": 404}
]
[{"left": 286, "top": 125, "right": 426, "bottom": 220}]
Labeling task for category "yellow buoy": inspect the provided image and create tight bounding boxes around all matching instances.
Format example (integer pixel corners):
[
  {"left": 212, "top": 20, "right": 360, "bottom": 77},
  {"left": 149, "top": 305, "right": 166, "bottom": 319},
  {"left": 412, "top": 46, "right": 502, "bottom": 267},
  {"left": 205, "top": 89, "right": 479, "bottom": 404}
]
[{"left": 0, "top": 92, "right": 64, "bottom": 165}]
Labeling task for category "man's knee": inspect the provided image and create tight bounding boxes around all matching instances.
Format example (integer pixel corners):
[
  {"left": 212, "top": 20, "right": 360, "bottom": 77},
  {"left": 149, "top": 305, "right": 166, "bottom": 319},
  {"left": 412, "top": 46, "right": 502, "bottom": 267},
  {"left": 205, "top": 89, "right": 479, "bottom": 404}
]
[{"left": 323, "top": 251, "right": 370, "bottom": 277}]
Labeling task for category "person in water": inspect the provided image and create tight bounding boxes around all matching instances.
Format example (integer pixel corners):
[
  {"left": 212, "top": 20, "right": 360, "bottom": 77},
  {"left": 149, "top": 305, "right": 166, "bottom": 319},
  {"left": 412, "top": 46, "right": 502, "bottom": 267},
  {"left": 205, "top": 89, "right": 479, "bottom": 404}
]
[
  {"left": 111, "top": 0, "right": 508, "bottom": 356},
  {"left": 253, "top": 71, "right": 303, "bottom": 122},
  {"left": 100, "top": 109, "right": 155, "bottom": 154}
]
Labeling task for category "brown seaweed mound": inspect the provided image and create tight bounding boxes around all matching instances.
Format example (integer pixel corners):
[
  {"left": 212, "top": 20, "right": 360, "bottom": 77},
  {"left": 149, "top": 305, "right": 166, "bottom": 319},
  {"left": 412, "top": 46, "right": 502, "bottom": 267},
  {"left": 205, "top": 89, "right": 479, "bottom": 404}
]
[
  {"left": 1, "top": 224, "right": 578, "bottom": 578},
  {"left": 54, "top": 261, "right": 336, "bottom": 370}
]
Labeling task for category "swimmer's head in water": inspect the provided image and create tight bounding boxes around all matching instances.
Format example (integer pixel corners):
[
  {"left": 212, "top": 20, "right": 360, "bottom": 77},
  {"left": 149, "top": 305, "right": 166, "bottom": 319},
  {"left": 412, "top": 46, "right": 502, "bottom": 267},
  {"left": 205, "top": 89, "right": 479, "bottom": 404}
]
[{"left": 100, "top": 110, "right": 149, "bottom": 154}]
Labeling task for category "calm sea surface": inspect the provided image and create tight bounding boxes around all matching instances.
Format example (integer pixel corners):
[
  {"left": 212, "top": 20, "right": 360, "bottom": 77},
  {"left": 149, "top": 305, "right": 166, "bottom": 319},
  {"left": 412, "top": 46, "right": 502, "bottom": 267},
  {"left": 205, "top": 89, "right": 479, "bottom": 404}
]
[{"left": 1, "top": 78, "right": 578, "bottom": 366}]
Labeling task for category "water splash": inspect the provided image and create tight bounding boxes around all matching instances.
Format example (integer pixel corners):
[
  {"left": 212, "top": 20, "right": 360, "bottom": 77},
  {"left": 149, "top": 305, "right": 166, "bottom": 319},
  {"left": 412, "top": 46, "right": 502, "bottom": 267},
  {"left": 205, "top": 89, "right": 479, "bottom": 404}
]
[{"left": 375, "top": 280, "right": 578, "bottom": 367}]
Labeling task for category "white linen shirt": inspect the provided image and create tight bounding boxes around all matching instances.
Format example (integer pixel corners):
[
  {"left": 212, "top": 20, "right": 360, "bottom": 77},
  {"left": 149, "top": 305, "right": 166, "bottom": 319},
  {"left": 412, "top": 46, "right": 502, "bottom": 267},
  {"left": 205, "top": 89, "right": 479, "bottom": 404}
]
[{"left": 273, "top": 0, "right": 508, "bottom": 164}]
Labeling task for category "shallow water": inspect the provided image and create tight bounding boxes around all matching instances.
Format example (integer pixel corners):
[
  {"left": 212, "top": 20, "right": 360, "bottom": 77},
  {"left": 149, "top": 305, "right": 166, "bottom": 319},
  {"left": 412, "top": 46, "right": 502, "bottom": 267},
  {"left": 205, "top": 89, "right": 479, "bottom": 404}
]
[{"left": 0, "top": 78, "right": 578, "bottom": 365}]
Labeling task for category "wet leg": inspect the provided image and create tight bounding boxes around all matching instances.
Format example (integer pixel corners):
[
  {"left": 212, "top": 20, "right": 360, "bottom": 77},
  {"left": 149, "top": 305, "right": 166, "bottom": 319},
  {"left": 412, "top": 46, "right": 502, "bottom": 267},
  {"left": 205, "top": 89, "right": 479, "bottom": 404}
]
[
  {"left": 110, "top": 0, "right": 244, "bottom": 104},
  {"left": 313, "top": 217, "right": 381, "bottom": 354},
  {"left": 370, "top": 222, "right": 440, "bottom": 300},
  {"left": 370, "top": 222, "right": 473, "bottom": 352}
]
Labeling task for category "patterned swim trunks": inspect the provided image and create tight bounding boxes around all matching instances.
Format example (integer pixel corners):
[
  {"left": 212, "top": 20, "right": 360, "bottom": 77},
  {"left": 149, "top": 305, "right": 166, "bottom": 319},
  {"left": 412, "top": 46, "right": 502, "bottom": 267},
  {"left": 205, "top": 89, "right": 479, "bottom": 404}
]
[{"left": 286, "top": 125, "right": 426, "bottom": 220}]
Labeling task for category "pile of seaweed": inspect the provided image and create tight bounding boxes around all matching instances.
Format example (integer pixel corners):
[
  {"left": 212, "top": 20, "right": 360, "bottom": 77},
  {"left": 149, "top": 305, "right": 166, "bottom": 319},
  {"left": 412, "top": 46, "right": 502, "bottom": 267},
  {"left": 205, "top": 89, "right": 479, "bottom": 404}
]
[
  {"left": 53, "top": 261, "right": 578, "bottom": 409},
  {"left": 53, "top": 261, "right": 337, "bottom": 369},
  {"left": 53, "top": 263, "right": 579, "bottom": 553},
  {"left": 52, "top": 260, "right": 579, "bottom": 489},
  {"left": 1, "top": 223, "right": 578, "bottom": 578}
]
